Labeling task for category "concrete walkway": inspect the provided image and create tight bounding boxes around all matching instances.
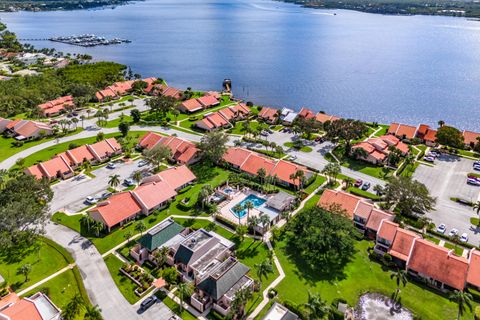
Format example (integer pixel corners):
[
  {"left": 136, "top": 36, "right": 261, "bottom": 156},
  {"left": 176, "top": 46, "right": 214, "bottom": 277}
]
[{"left": 17, "top": 264, "right": 75, "bottom": 296}]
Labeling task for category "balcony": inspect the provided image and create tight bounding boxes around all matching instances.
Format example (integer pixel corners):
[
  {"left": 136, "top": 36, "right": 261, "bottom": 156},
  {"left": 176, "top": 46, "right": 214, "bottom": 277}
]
[
  {"left": 191, "top": 293, "right": 211, "bottom": 312},
  {"left": 213, "top": 302, "right": 231, "bottom": 316}
]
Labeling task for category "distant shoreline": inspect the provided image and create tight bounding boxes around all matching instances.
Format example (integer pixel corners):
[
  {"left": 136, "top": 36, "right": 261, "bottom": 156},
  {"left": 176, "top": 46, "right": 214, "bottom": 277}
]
[{"left": 0, "top": 0, "right": 138, "bottom": 13}]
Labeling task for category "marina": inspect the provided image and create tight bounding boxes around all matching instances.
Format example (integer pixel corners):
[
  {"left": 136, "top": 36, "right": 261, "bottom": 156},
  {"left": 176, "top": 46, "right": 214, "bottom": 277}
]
[{"left": 49, "top": 34, "right": 131, "bottom": 47}]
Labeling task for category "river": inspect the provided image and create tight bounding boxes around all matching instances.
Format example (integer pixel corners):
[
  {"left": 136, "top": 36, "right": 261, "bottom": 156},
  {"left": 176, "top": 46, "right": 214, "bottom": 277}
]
[{"left": 1, "top": 0, "right": 480, "bottom": 130}]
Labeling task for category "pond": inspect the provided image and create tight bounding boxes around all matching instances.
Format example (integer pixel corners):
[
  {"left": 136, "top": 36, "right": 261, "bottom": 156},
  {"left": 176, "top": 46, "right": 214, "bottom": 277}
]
[{"left": 355, "top": 293, "right": 413, "bottom": 320}]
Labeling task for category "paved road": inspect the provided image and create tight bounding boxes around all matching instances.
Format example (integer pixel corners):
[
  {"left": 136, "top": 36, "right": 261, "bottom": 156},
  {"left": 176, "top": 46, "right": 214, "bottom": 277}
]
[
  {"left": 51, "top": 158, "right": 147, "bottom": 213},
  {"left": 413, "top": 154, "right": 480, "bottom": 245},
  {"left": 45, "top": 222, "right": 174, "bottom": 320}
]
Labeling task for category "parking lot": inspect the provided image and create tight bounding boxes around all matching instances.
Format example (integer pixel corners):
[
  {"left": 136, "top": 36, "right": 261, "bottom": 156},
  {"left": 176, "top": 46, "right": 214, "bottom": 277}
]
[
  {"left": 51, "top": 158, "right": 150, "bottom": 213},
  {"left": 413, "top": 154, "right": 480, "bottom": 244}
]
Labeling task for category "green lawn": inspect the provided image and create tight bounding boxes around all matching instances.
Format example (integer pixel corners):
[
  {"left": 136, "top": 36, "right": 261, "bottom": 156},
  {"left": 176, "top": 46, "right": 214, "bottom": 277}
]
[
  {"left": 347, "top": 187, "right": 381, "bottom": 201},
  {"left": 51, "top": 164, "right": 230, "bottom": 254},
  {"left": 228, "top": 121, "right": 261, "bottom": 135},
  {"left": 443, "top": 242, "right": 464, "bottom": 256},
  {"left": 0, "top": 237, "right": 70, "bottom": 291},
  {"left": 274, "top": 239, "right": 475, "bottom": 319},
  {"left": 22, "top": 267, "right": 88, "bottom": 317},
  {"left": 456, "top": 148, "right": 480, "bottom": 159},
  {"left": 423, "top": 234, "right": 441, "bottom": 245},
  {"left": 104, "top": 254, "right": 142, "bottom": 304},
  {"left": 333, "top": 146, "right": 392, "bottom": 180},
  {"left": 471, "top": 217, "right": 479, "bottom": 226},
  {"left": 283, "top": 142, "right": 313, "bottom": 153},
  {"left": 303, "top": 175, "right": 327, "bottom": 194},
  {"left": 98, "top": 115, "right": 133, "bottom": 128},
  {"left": 399, "top": 162, "right": 420, "bottom": 178},
  {"left": 17, "top": 131, "right": 148, "bottom": 168},
  {"left": 0, "top": 128, "right": 83, "bottom": 163},
  {"left": 372, "top": 124, "right": 390, "bottom": 137}
]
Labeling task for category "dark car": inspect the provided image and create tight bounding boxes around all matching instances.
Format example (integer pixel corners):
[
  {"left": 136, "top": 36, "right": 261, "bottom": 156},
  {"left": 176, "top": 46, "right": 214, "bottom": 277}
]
[
  {"left": 354, "top": 179, "right": 363, "bottom": 188},
  {"left": 140, "top": 296, "right": 156, "bottom": 311},
  {"left": 361, "top": 182, "right": 371, "bottom": 191}
]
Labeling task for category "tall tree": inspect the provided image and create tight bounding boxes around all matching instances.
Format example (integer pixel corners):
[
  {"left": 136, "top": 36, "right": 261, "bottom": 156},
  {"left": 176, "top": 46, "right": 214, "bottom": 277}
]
[
  {"left": 235, "top": 225, "right": 248, "bottom": 242},
  {"left": 61, "top": 294, "right": 85, "bottom": 320},
  {"left": 130, "top": 109, "right": 141, "bottom": 123},
  {"left": 118, "top": 121, "right": 130, "bottom": 137},
  {"left": 147, "top": 95, "right": 176, "bottom": 119},
  {"left": 435, "top": 126, "right": 464, "bottom": 148},
  {"left": 243, "top": 200, "right": 254, "bottom": 221},
  {"left": 383, "top": 176, "right": 436, "bottom": 215},
  {"left": 177, "top": 282, "right": 193, "bottom": 313},
  {"left": 303, "top": 291, "right": 330, "bottom": 319},
  {"left": 143, "top": 144, "right": 171, "bottom": 172},
  {"left": 198, "top": 131, "right": 229, "bottom": 164},
  {"left": 324, "top": 119, "right": 369, "bottom": 154},
  {"left": 233, "top": 204, "right": 244, "bottom": 225},
  {"left": 18, "top": 263, "right": 32, "bottom": 282},
  {"left": 108, "top": 174, "right": 121, "bottom": 190},
  {"left": 198, "top": 184, "right": 213, "bottom": 209},
  {"left": 390, "top": 269, "right": 408, "bottom": 302},
  {"left": 152, "top": 246, "right": 169, "bottom": 269},
  {"left": 135, "top": 221, "right": 147, "bottom": 236},
  {"left": 321, "top": 163, "right": 341, "bottom": 185},
  {"left": 229, "top": 286, "right": 253, "bottom": 319},
  {"left": 449, "top": 290, "right": 473, "bottom": 320},
  {"left": 255, "top": 259, "right": 273, "bottom": 283},
  {"left": 84, "top": 305, "right": 103, "bottom": 320},
  {"left": 247, "top": 215, "right": 260, "bottom": 240}
]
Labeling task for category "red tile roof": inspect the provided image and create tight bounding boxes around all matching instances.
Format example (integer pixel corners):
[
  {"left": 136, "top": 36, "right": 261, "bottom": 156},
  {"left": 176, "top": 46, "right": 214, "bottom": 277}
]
[
  {"left": 0, "top": 299, "right": 43, "bottom": 320},
  {"left": 407, "top": 239, "right": 469, "bottom": 290},
  {"left": 38, "top": 95, "right": 74, "bottom": 116},
  {"left": 140, "top": 133, "right": 198, "bottom": 164},
  {"left": 139, "top": 132, "right": 164, "bottom": 149},
  {"left": 153, "top": 165, "right": 196, "bottom": 190},
  {"left": 89, "top": 138, "right": 121, "bottom": 159},
  {"left": 317, "top": 189, "right": 362, "bottom": 219},
  {"left": 230, "top": 103, "right": 250, "bottom": 115},
  {"left": 423, "top": 129, "right": 437, "bottom": 142},
  {"left": 298, "top": 108, "right": 315, "bottom": 120},
  {"left": 218, "top": 107, "right": 236, "bottom": 121},
  {"left": 222, "top": 148, "right": 252, "bottom": 167},
  {"left": 377, "top": 220, "right": 399, "bottom": 243},
  {"left": 11, "top": 120, "right": 52, "bottom": 139},
  {"left": 365, "top": 209, "right": 394, "bottom": 232},
  {"left": 132, "top": 181, "right": 177, "bottom": 211},
  {"left": 258, "top": 107, "right": 278, "bottom": 122},
  {"left": 389, "top": 228, "right": 419, "bottom": 261},
  {"left": 315, "top": 113, "right": 340, "bottom": 124},
  {"left": 197, "top": 95, "right": 219, "bottom": 107},
  {"left": 162, "top": 87, "right": 183, "bottom": 99},
  {"left": 417, "top": 124, "right": 430, "bottom": 138},
  {"left": 467, "top": 250, "right": 480, "bottom": 288},
  {"left": 90, "top": 192, "right": 142, "bottom": 228},
  {"left": 354, "top": 201, "right": 375, "bottom": 220},
  {"left": 270, "top": 160, "right": 310, "bottom": 187},
  {"left": 181, "top": 98, "right": 203, "bottom": 112},
  {"left": 240, "top": 153, "right": 276, "bottom": 176},
  {"left": 64, "top": 145, "right": 96, "bottom": 164},
  {"left": 463, "top": 130, "right": 480, "bottom": 146},
  {"left": 388, "top": 123, "right": 417, "bottom": 140}
]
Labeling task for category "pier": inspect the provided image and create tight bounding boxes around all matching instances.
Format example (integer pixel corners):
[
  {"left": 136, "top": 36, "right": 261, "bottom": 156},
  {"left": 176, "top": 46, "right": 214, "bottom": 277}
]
[{"left": 20, "top": 34, "right": 131, "bottom": 47}]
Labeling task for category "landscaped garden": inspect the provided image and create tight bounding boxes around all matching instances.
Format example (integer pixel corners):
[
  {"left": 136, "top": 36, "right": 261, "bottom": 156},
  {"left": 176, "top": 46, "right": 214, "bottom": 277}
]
[{"left": 333, "top": 145, "right": 393, "bottom": 179}]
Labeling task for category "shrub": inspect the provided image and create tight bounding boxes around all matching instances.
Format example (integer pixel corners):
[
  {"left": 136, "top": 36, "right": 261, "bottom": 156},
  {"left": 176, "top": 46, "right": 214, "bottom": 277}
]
[
  {"left": 12, "top": 140, "right": 24, "bottom": 147},
  {"left": 68, "top": 143, "right": 78, "bottom": 150},
  {"left": 475, "top": 306, "right": 480, "bottom": 320}
]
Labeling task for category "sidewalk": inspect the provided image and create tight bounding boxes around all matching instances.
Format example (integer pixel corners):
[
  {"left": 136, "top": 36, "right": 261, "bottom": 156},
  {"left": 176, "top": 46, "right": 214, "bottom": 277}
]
[{"left": 17, "top": 264, "right": 75, "bottom": 296}]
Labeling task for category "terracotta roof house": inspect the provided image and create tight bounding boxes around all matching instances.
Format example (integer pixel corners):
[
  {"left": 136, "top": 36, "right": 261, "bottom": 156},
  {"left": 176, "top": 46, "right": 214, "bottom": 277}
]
[
  {"left": 463, "top": 130, "right": 480, "bottom": 148},
  {"left": 423, "top": 129, "right": 438, "bottom": 146},
  {"left": 407, "top": 239, "right": 469, "bottom": 291},
  {"left": 142, "top": 77, "right": 157, "bottom": 94},
  {"left": 297, "top": 107, "right": 316, "bottom": 120},
  {"left": 315, "top": 112, "right": 340, "bottom": 124},
  {"left": 38, "top": 95, "right": 75, "bottom": 117},
  {"left": 138, "top": 132, "right": 200, "bottom": 165},
  {"left": 0, "top": 117, "right": 12, "bottom": 133},
  {"left": 222, "top": 148, "right": 314, "bottom": 188},
  {"left": 131, "top": 180, "right": 177, "bottom": 213},
  {"left": 229, "top": 103, "right": 251, "bottom": 119},
  {"left": 352, "top": 135, "right": 409, "bottom": 165},
  {"left": 87, "top": 138, "right": 122, "bottom": 161},
  {"left": 205, "top": 91, "right": 221, "bottom": 99},
  {"left": 4, "top": 120, "right": 53, "bottom": 140},
  {"left": 388, "top": 123, "right": 417, "bottom": 140},
  {"left": 161, "top": 86, "right": 183, "bottom": 100},
  {"left": 25, "top": 154, "right": 74, "bottom": 181},
  {"left": 218, "top": 107, "right": 236, "bottom": 122},
  {"left": 467, "top": 250, "right": 480, "bottom": 290},
  {"left": 195, "top": 112, "right": 231, "bottom": 131},
  {"left": 178, "top": 98, "right": 203, "bottom": 113},
  {"left": 258, "top": 107, "right": 278, "bottom": 124},
  {"left": 141, "top": 165, "right": 196, "bottom": 191},
  {"left": 95, "top": 78, "right": 156, "bottom": 101},
  {"left": 54, "top": 138, "right": 121, "bottom": 168},
  {"left": 374, "top": 220, "right": 400, "bottom": 254},
  {"left": 0, "top": 292, "right": 61, "bottom": 320},
  {"left": 197, "top": 95, "right": 220, "bottom": 108},
  {"left": 388, "top": 228, "right": 420, "bottom": 264},
  {"left": 317, "top": 189, "right": 363, "bottom": 219}
]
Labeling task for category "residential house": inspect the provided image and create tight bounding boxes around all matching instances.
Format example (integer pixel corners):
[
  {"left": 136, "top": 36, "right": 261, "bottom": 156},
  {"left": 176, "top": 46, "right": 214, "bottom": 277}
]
[
  {"left": 4, "top": 120, "right": 53, "bottom": 140},
  {"left": 388, "top": 123, "right": 417, "bottom": 140},
  {"left": 197, "top": 95, "right": 220, "bottom": 109},
  {"left": 0, "top": 118, "right": 12, "bottom": 132},
  {"left": 138, "top": 132, "right": 200, "bottom": 165},
  {"left": 95, "top": 78, "right": 157, "bottom": 101},
  {"left": 416, "top": 124, "right": 437, "bottom": 146},
  {"left": 351, "top": 135, "right": 409, "bottom": 165},
  {"left": 258, "top": 107, "right": 278, "bottom": 124},
  {"left": 222, "top": 147, "right": 314, "bottom": 188},
  {"left": 316, "top": 189, "right": 363, "bottom": 219},
  {"left": 315, "top": 112, "right": 340, "bottom": 124},
  {"left": 467, "top": 250, "right": 480, "bottom": 291},
  {"left": 0, "top": 292, "right": 61, "bottom": 320},
  {"left": 89, "top": 165, "right": 196, "bottom": 231},
  {"left": 463, "top": 130, "right": 480, "bottom": 149},
  {"left": 262, "top": 302, "right": 299, "bottom": 320},
  {"left": 25, "top": 154, "right": 74, "bottom": 181},
  {"left": 179, "top": 98, "right": 203, "bottom": 113},
  {"left": 297, "top": 107, "right": 316, "bottom": 120},
  {"left": 195, "top": 112, "right": 231, "bottom": 131},
  {"left": 38, "top": 95, "right": 75, "bottom": 117}
]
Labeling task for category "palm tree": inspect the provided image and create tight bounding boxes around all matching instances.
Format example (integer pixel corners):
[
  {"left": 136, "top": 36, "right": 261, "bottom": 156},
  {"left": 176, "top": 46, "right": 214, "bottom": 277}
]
[
  {"left": 450, "top": 233, "right": 461, "bottom": 252},
  {"left": 259, "top": 213, "right": 270, "bottom": 235},
  {"left": 92, "top": 221, "right": 104, "bottom": 237},
  {"left": 61, "top": 294, "right": 85, "bottom": 320},
  {"left": 18, "top": 264, "right": 32, "bottom": 282},
  {"left": 247, "top": 215, "right": 260, "bottom": 240},
  {"left": 233, "top": 204, "right": 244, "bottom": 225},
  {"left": 235, "top": 225, "right": 248, "bottom": 242},
  {"left": 177, "top": 282, "right": 193, "bottom": 313},
  {"left": 303, "top": 291, "right": 330, "bottom": 319},
  {"left": 133, "top": 170, "right": 143, "bottom": 185},
  {"left": 84, "top": 304, "right": 102, "bottom": 320},
  {"left": 71, "top": 117, "right": 79, "bottom": 130},
  {"left": 82, "top": 160, "right": 92, "bottom": 173},
  {"left": 230, "top": 286, "right": 253, "bottom": 319},
  {"left": 438, "top": 120, "right": 445, "bottom": 128},
  {"left": 244, "top": 200, "right": 254, "bottom": 221},
  {"left": 80, "top": 115, "right": 86, "bottom": 128},
  {"left": 123, "top": 231, "right": 133, "bottom": 244},
  {"left": 373, "top": 184, "right": 384, "bottom": 196},
  {"left": 198, "top": 184, "right": 213, "bottom": 209},
  {"left": 449, "top": 290, "right": 473, "bottom": 320},
  {"left": 80, "top": 215, "right": 94, "bottom": 232},
  {"left": 473, "top": 201, "right": 480, "bottom": 226},
  {"left": 257, "top": 167, "right": 267, "bottom": 184},
  {"left": 390, "top": 269, "right": 408, "bottom": 302},
  {"left": 152, "top": 246, "right": 169, "bottom": 268},
  {"left": 255, "top": 259, "right": 273, "bottom": 283},
  {"left": 108, "top": 174, "right": 121, "bottom": 190},
  {"left": 135, "top": 221, "right": 147, "bottom": 236}
]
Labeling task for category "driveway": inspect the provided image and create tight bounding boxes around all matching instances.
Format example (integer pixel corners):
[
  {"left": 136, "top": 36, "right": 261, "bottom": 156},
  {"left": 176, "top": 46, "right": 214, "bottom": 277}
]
[
  {"left": 413, "top": 154, "right": 480, "bottom": 244},
  {"left": 51, "top": 158, "right": 148, "bottom": 213},
  {"left": 45, "top": 222, "right": 174, "bottom": 320}
]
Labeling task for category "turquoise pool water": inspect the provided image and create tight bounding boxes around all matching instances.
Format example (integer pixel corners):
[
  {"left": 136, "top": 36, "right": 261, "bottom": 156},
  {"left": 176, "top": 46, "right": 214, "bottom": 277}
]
[{"left": 231, "top": 194, "right": 266, "bottom": 219}]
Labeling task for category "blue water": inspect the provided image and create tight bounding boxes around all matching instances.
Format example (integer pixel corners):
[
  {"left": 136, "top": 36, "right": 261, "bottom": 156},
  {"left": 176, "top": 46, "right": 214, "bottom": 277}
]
[
  {"left": 1, "top": 0, "right": 480, "bottom": 130},
  {"left": 231, "top": 194, "right": 267, "bottom": 218}
]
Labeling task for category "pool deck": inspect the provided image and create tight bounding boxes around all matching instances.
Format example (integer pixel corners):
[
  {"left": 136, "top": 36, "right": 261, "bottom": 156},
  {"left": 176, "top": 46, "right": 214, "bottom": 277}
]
[{"left": 218, "top": 189, "right": 272, "bottom": 226}]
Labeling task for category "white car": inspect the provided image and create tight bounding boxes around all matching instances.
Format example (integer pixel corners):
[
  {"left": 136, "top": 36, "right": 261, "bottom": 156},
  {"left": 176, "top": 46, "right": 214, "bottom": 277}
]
[
  {"left": 138, "top": 160, "right": 149, "bottom": 167},
  {"left": 106, "top": 162, "right": 116, "bottom": 169},
  {"left": 85, "top": 196, "right": 98, "bottom": 205},
  {"left": 448, "top": 228, "right": 459, "bottom": 237},
  {"left": 436, "top": 223, "right": 446, "bottom": 234},
  {"left": 460, "top": 233, "right": 469, "bottom": 243},
  {"left": 473, "top": 164, "right": 480, "bottom": 171},
  {"left": 423, "top": 156, "right": 435, "bottom": 163}
]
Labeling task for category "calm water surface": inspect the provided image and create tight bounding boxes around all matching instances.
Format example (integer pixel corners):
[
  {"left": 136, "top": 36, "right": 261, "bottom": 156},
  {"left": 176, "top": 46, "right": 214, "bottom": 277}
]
[{"left": 1, "top": 0, "right": 480, "bottom": 130}]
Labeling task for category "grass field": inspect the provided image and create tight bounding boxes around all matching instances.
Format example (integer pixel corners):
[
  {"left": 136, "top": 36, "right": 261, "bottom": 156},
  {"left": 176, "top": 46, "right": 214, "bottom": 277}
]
[
  {"left": 0, "top": 238, "right": 70, "bottom": 291},
  {"left": 303, "top": 175, "right": 327, "bottom": 194},
  {"left": 104, "top": 254, "right": 142, "bottom": 304},
  {"left": 333, "top": 146, "right": 392, "bottom": 179},
  {"left": 283, "top": 142, "right": 313, "bottom": 153},
  {"left": 274, "top": 239, "right": 475, "bottom": 319}
]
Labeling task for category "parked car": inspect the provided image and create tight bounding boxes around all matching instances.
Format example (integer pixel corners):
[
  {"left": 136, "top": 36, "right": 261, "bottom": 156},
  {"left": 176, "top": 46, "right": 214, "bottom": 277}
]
[
  {"left": 473, "top": 164, "right": 480, "bottom": 171},
  {"left": 460, "top": 233, "right": 469, "bottom": 243},
  {"left": 72, "top": 112, "right": 79, "bottom": 116},
  {"left": 448, "top": 228, "right": 459, "bottom": 237},
  {"left": 124, "top": 179, "right": 135, "bottom": 186},
  {"left": 354, "top": 179, "right": 363, "bottom": 188},
  {"left": 288, "top": 155, "right": 297, "bottom": 161},
  {"left": 427, "top": 152, "right": 437, "bottom": 158},
  {"left": 361, "top": 182, "right": 371, "bottom": 191},
  {"left": 467, "top": 178, "right": 480, "bottom": 186},
  {"left": 423, "top": 156, "right": 435, "bottom": 163},
  {"left": 430, "top": 150, "right": 441, "bottom": 157},
  {"left": 85, "top": 196, "right": 98, "bottom": 205},
  {"left": 436, "top": 223, "right": 446, "bottom": 234},
  {"left": 101, "top": 192, "right": 112, "bottom": 200},
  {"left": 474, "top": 160, "right": 480, "bottom": 166},
  {"left": 138, "top": 160, "right": 149, "bottom": 167},
  {"left": 260, "top": 130, "right": 269, "bottom": 137},
  {"left": 140, "top": 296, "right": 157, "bottom": 311},
  {"left": 106, "top": 163, "right": 116, "bottom": 169}
]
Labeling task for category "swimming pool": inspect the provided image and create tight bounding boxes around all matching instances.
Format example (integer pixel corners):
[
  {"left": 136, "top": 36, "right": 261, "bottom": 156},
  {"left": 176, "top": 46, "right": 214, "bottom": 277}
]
[{"left": 231, "top": 194, "right": 266, "bottom": 219}]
